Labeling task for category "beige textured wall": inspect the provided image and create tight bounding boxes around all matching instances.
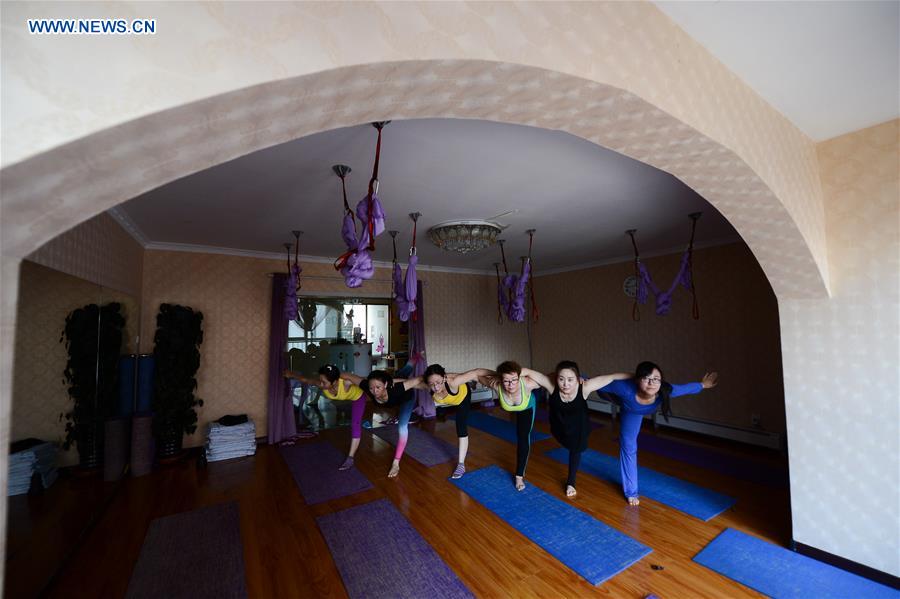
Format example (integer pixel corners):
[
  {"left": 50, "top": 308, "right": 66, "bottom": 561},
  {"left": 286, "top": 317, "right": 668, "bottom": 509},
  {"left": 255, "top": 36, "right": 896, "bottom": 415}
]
[
  {"left": 0, "top": 1, "right": 829, "bottom": 300},
  {"left": 533, "top": 243, "right": 784, "bottom": 433},
  {"left": 140, "top": 250, "right": 524, "bottom": 447},
  {"left": 12, "top": 261, "right": 140, "bottom": 467},
  {"left": 27, "top": 212, "right": 143, "bottom": 298},
  {"left": 779, "top": 120, "right": 899, "bottom": 576}
]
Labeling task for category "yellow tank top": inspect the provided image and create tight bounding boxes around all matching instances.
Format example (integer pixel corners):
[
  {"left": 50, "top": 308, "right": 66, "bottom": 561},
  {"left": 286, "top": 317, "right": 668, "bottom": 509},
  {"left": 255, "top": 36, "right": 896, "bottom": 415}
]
[
  {"left": 433, "top": 381, "right": 469, "bottom": 406},
  {"left": 498, "top": 380, "right": 534, "bottom": 412},
  {"left": 322, "top": 379, "right": 364, "bottom": 401}
]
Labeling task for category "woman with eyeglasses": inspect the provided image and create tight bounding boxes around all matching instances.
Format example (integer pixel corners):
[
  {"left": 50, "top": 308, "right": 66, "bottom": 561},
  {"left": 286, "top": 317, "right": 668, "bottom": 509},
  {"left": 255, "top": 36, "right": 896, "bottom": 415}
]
[
  {"left": 405, "top": 364, "right": 492, "bottom": 479},
  {"left": 284, "top": 364, "right": 367, "bottom": 470},
  {"left": 600, "top": 361, "right": 719, "bottom": 506},
  {"left": 520, "top": 362, "right": 631, "bottom": 498},
  {"left": 479, "top": 361, "right": 543, "bottom": 491}
]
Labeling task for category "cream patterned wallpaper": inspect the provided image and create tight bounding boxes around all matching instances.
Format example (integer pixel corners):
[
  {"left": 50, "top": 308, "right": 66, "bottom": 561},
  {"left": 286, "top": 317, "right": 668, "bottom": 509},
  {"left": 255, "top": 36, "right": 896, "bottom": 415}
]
[
  {"left": 26, "top": 212, "right": 144, "bottom": 299},
  {"left": 781, "top": 120, "right": 899, "bottom": 576},
  {"left": 12, "top": 261, "right": 140, "bottom": 466},
  {"left": 533, "top": 242, "right": 785, "bottom": 434},
  {"left": 1, "top": 1, "right": 828, "bottom": 301},
  {"left": 140, "top": 251, "right": 523, "bottom": 447}
]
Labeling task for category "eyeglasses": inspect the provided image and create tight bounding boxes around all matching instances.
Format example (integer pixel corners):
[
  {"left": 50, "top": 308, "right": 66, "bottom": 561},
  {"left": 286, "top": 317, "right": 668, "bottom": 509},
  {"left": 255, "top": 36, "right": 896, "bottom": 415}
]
[
  {"left": 641, "top": 377, "right": 662, "bottom": 384},
  {"left": 501, "top": 378, "right": 519, "bottom": 385}
]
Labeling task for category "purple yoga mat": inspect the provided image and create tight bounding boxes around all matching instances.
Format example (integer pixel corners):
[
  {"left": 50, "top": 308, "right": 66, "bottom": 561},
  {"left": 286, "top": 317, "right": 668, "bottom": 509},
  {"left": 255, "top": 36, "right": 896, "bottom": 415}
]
[
  {"left": 279, "top": 441, "right": 374, "bottom": 504},
  {"left": 637, "top": 434, "right": 789, "bottom": 488},
  {"left": 369, "top": 425, "right": 456, "bottom": 466},
  {"left": 317, "top": 499, "right": 473, "bottom": 599},
  {"left": 126, "top": 502, "right": 247, "bottom": 599}
]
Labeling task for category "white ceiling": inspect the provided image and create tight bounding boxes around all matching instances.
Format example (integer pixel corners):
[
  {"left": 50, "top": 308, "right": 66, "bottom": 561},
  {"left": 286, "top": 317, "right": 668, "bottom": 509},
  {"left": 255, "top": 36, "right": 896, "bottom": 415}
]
[
  {"left": 117, "top": 118, "right": 740, "bottom": 273},
  {"left": 654, "top": 0, "right": 900, "bottom": 141},
  {"left": 113, "top": 3, "right": 898, "bottom": 270}
]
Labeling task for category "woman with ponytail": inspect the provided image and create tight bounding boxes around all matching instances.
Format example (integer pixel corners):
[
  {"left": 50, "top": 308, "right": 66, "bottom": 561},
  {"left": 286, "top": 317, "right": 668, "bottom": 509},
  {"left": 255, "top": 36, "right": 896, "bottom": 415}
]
[{"left": 600, "top": 361, "right": 718, "bottom": 505}]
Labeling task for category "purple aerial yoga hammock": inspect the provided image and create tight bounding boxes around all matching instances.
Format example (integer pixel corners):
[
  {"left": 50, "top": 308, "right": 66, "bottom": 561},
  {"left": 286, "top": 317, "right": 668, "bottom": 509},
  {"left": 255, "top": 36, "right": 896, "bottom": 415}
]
[
  {"left": 391, "top": 214, "right": 420, "bottom": 322},
  {"left": 495, "top": 238, "right": 534, "bottom": 323},
  {"left": 283, "top": 236, "right": 302, "bottom": 320},
  {"left": 627, "top": 213, "right": 701, "bottom": 320},
  {"left": 333, "top": 123, "right": 389, "bottom": 288}
]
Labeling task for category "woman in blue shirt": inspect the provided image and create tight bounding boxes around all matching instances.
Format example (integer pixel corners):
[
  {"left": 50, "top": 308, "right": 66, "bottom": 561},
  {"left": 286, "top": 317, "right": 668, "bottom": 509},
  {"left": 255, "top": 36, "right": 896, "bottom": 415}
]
[{"left": 600, "top": 361, "right": 718, "bottom": 505}]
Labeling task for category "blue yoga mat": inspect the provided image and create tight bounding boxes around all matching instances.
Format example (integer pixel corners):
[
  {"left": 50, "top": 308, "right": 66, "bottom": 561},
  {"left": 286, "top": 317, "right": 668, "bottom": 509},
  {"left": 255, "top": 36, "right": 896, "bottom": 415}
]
[
  {"left": 317, "top": 499, "right": 473, "bottom": 599},
  {"left": 694, "top": 528, "right": 899, "bottom": 599},
  {"left": 545, "top": 448, "right": 735, "bottom": 521},
  {"left": 454, "top": 411, "right": 549, "bottom": 444},
  {"left": 452, "top": 465, "right": 651, "bottom": 585}
]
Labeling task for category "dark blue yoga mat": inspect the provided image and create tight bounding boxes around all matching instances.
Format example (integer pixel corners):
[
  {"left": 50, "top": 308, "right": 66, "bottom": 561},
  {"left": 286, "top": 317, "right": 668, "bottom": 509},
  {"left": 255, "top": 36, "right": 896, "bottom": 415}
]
[
  {"left": 454, "top": 411, "right": 549, "bottom": 444},
  {"left": 694, "top": 528, "right": 899, "bottom": 598},
  {"left": 126, "top": 502, "right": 247, "bottom": 599},
  {"left": 279, "top": 441, "right": 373, "bottom": 504},
  {"left": 452, "top": 465, "right": 651, "bottom": 585},
  {"left": 317, "top": 499, "right": 473, "bottom": 599},
  {"left": 369, "top": 425, "right": 456, "bottom": 466},
  {"left": 638, "top": 433, "right": 789, "bottom": 488},
  {"left": 545, "top": 447, "right": 735, "bottom": 521}
]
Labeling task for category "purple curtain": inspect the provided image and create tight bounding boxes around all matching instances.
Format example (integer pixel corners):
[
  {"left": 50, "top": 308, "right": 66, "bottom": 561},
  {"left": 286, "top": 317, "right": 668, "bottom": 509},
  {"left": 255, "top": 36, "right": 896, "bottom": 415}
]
[
  {"left": 268, "top": 273, "right": 297, "bottom": 444},
  {"left": 410, "top": 281, "right": 435, "bottom": 418}
]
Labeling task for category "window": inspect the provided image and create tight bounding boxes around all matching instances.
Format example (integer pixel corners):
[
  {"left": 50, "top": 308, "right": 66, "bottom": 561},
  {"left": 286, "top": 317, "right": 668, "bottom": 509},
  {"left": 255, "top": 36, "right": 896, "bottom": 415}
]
[{"left": 287, "top": 298, "right": 390, "bottom": 357}]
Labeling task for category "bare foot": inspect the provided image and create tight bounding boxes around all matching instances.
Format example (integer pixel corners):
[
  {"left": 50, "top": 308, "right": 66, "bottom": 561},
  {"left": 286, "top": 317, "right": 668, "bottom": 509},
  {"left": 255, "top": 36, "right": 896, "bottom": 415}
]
[
  {"left": 388, "top": 462, "right": 400, "bottom": 478},
  {"left": 515, "top": 476, "right": 525, "bottom": 491},
  {"left": 566, "top": 485, "right": 577, "bottom": 498},
  {"left": 627, "top": 496, "right": 640, "bottom": 506}
]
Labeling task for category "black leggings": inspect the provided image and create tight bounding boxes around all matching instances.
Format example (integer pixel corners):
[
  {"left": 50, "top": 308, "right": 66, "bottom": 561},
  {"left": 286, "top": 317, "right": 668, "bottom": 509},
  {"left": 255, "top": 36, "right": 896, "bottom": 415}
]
[
  {"left": 514, "top": 408, "right": 535, "bottom": 477},
  {"left": 566, "top": 449, "right": 582, "bottom": 487},
  {"left": 454, "top": 395, "right": 471, "bottom": 438}
]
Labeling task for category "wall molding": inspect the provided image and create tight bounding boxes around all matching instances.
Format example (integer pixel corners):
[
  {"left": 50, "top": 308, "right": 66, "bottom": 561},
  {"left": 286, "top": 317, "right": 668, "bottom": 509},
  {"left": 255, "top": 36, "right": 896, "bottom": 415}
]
[{"left": 791, "top": 540, "right": 900, "bottom": 590}]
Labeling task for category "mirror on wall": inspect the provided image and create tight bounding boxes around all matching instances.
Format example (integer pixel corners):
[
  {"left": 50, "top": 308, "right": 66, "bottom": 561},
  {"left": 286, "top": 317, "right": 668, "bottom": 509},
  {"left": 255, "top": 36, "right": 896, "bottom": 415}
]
[{"left": 5, "top": 260, "right": 141, "bottom": 599}]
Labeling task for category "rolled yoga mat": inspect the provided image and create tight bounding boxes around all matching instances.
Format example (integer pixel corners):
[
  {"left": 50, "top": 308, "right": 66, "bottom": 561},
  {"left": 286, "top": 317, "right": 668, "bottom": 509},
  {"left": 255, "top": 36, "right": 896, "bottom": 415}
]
[
  {"left": 452, "top": 465, "right": 651, "bottom": 585},
  {"left": 545, "top": 447, "right": 736, "bottom": 521},
  {"left": 317, "top": 498, "right": 473, "bottom": 599},
  {"left": 278, "top": 441, "right": 373, "bottom": 504},
  {"left": 693, "top": 528, "right": 899, "bottom": 599},
  {"left": 130, "top": 414, "right": 154, "bottom": 477},
  {"left": 126, "top": 502, "right": 247, "bottom": 599},
  {"left": 368, "top": 425, "right": 456, "bottom": 466}
]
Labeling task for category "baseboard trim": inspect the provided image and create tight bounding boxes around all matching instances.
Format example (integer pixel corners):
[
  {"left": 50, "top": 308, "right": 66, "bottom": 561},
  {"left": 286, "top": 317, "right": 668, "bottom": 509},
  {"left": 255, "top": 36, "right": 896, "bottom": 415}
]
[{"left": 791, "top": 540, "right": 900, "bottom": 590}]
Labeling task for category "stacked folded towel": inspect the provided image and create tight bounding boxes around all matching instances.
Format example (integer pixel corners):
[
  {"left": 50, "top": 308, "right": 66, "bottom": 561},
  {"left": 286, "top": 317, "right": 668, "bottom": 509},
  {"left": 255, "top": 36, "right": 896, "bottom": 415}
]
[
  {"left": 205, "top": 417, "right": 256, "bottom": 462},
  {"left": 8, "top": 440, "right": 58, "bottom": 496}
]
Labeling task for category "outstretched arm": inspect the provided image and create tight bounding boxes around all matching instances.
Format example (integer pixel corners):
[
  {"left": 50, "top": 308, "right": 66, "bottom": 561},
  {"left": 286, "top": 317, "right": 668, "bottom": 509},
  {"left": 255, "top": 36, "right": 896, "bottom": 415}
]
[
  {"left": 671, "top": 372, "right": 719, "bottom": 397},
  {"left": 283, "top": 369, "right": 316, "bottom": 386},
  {"left": 339, "top": 372, "right": 365, "bottom": 386},
  {"left": 448, "top": 368, "right": 493, "bottom": 387},
  {"left": 520, "top": 367, "right": 554, "bottom": 392},
  {"left": 394, "top": 378, "right": 423, "bottom": 391},
  {"left": 583, "top": 372, "right": 632, "bottom": 395}
]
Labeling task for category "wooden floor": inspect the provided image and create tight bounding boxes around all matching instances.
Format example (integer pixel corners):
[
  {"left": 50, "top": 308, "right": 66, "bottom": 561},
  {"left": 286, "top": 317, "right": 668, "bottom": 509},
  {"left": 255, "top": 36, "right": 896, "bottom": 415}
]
[{"left": 9, "top": 406, "right": 792, "bottom": 598}]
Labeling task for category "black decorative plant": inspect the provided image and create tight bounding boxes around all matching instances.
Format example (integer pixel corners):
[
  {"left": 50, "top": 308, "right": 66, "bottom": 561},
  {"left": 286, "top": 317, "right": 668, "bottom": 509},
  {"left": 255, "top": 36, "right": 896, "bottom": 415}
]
[
  {"left": 152, "top": 303, "right": 204, "bottom": 458},
  {"left": 60, "top": 302, "right": 124, "bottom": 469}
]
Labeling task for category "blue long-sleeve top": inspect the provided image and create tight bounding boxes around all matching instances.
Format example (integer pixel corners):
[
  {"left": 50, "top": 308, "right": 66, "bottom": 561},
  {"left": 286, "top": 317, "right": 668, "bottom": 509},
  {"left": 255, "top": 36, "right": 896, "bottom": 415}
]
[{"left": 599, "top": 379, "right": 704, "bottom": 415}]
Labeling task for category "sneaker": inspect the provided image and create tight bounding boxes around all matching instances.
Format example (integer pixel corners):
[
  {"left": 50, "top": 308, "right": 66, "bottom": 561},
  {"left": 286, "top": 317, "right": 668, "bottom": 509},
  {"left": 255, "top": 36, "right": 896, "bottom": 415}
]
[
  {"left": 450, "top": 463, "right": 466, "bottom": 479},
  {"left": 408, "top": 414, "right": 421, "bottom": 425},
  {"left": 338, "top": 456, "right": 355, "bottom": 471}
]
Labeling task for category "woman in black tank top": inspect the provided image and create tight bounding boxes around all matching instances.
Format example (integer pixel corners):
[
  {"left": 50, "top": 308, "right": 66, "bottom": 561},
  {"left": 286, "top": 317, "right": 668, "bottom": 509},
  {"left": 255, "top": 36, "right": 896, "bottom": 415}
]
[{"left": 522, "top": 361, "right": 630, "bottom": 498}]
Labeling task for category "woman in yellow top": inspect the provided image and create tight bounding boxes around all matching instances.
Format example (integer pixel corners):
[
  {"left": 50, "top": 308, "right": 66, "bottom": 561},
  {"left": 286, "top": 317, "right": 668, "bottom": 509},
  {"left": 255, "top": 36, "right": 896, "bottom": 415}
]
[
  {"left": 405, "top": 364, "right": 491, "bottom": 479},
  {"left": 284, "top": 364, "right": 366, "bottom": 470}
]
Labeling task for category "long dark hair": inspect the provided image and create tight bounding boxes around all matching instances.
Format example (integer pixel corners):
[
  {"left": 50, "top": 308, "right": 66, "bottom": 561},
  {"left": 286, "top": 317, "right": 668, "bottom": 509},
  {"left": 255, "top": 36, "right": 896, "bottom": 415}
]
[
  {"left": 635, "top": 361, "right": 673, "bottom": 421},
  {"left": 318, "top": 364, "right": 340, "bottom": 383},
  {"left": 423, "top": 364, "right": 446, "bottom": 379}
]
